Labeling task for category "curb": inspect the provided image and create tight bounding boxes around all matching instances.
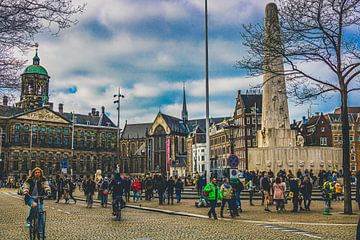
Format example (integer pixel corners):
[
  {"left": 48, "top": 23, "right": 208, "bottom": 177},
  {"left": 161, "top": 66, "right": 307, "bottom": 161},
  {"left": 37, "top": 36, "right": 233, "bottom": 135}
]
[{"left": 74, "top": 196, "right": 231, "bottom": 221}]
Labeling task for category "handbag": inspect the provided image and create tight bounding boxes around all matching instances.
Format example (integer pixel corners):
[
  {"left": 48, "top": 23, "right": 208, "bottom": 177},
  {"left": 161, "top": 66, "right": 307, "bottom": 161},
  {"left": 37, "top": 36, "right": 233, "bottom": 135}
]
[{"left": 103, "top": 190, "right": 109, "bottom": 195}]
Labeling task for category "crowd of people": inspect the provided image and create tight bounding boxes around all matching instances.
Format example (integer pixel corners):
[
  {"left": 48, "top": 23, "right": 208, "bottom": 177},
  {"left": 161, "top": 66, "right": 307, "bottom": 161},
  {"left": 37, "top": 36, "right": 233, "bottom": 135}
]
[
  {"left": 199, "top": 168, "right": 353, "bottom": 217},
  {"left": 2, "top": 167, "right": 360, "bottom": 226}
]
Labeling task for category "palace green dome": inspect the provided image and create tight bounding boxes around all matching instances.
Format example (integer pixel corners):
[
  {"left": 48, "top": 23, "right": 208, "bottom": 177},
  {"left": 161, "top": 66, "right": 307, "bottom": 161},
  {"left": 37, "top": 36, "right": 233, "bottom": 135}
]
[{"left": 23, "top": 64, "right": 48, "bottom": 76}]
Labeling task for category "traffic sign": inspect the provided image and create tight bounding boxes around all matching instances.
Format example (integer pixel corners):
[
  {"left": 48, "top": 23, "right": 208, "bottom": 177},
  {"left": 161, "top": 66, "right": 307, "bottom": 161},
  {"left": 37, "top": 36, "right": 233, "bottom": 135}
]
[
  {"left": 227, "top": 154, "right": 239, "bottom": 168},
  {"left": 230, "top": 168, "right": 238, "bottom": 179}
]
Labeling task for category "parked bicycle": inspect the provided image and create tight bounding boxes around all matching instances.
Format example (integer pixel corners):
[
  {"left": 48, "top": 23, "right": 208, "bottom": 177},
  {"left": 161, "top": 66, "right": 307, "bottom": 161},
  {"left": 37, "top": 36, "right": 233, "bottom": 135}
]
[{"left": 28, "top": 195, "right": 47, "bottom": 240}]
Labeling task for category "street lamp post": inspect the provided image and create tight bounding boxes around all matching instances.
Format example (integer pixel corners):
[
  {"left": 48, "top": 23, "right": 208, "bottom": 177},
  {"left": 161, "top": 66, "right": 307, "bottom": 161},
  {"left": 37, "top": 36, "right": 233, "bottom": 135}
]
[
  {"left": 114, "top": 88, "right": 124, "bottom": 172},
  {"left": 224, "top": 121, "right": 238, "bottom": 175}
]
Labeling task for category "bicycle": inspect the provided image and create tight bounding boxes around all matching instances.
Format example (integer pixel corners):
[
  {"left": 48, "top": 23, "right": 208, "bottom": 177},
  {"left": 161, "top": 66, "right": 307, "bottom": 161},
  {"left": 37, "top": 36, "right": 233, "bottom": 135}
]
[
  {"left": 113, "top": 197, "right": 125, "bottom": 221},
  {"left": 28, "top": 195, "right": 47, "bottom": 240}
]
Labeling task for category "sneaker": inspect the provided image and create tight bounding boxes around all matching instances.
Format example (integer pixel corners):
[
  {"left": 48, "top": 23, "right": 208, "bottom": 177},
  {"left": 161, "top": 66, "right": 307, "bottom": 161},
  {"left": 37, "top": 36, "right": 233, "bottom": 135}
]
[{"left": 25, "top": 222, "right": 30, "bottom": 228}]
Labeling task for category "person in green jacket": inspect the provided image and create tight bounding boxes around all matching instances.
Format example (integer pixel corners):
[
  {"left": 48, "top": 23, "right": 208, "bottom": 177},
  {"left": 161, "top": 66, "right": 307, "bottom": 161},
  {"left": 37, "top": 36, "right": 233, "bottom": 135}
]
[
  {"left": 204, "top": 178, "right": 223, "bottom": 219},
  {"left": 322, "top": 177, "right": 334, "bottom": 214}
]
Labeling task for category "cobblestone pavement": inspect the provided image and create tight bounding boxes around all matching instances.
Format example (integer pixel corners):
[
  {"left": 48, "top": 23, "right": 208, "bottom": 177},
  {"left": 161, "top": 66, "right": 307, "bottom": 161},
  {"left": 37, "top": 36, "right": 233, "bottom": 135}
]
[
  {"left": 0, "top": 190, "right": 357, "bottom": 240},
  {"left": 71, "top": 189, "right": 360, "bottom": 224}
]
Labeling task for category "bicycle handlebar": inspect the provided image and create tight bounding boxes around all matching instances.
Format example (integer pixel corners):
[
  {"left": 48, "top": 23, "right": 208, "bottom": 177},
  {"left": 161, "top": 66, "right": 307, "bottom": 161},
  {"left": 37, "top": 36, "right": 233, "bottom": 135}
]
[{"left": 27, "top": 194, "right": 48, "bottom": 198}]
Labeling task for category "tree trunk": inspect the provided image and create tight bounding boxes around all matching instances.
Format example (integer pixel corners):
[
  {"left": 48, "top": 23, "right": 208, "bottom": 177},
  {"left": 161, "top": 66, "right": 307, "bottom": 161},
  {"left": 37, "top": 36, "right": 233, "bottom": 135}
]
[{"left": 341, "top": 90, "right": 352, "bottom": 214}]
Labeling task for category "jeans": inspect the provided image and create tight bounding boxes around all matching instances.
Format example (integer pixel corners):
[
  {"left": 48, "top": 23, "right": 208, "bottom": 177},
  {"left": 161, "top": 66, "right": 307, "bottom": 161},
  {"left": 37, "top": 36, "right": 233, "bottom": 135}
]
[
  {"left": 249, "top": 190, "right": 254, "bottom": 204},
  {"left": 292, "top": 191, "right": 299, "bottom": 211},
  {"left": 133, "top": 190, "right": 139, "bottom": 202},
  {"left": 175, "top": 190, "right": 181, "bottom": 203},
  {"left": 86, "top": 193, "right": 93, "bottom": 207},
  {"left": 208, "top": 200, "right": 217, "bottom": 218},
  {"left": 235, "top": 191, "right": 241, "bottom": 208},
  {"left": 102, "top": 194, "right": 109, "bottom": 206},
  {"left": 167, "top": 192, "right": 174, "bottom": 204},
  {"left": 304, "top": 197, "right": 311, "bottom": 210},
  {"left": 221, "top": 199, "right": 233, "bottom": 216},
  {"left": 27, "top": 199, "right": 44, "bottom": 232}
]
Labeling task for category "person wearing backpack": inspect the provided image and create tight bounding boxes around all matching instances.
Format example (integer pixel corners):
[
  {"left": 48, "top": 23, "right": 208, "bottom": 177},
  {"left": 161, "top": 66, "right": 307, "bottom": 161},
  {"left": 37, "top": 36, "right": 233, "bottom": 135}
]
[
  {"left": 260, "top": 171, "right": 271, "bottom": 212},
  {"left": 204, "top": 178, "right": 223, "bottom": 219}
]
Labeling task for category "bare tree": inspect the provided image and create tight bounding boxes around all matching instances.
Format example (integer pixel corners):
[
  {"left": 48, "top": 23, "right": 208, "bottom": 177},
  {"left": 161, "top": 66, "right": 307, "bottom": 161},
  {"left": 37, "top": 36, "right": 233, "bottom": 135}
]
[
  {"left": 0, "top": 0, "right": 85, "bottom": 97},
  {"left": 237, "top": 0, "right": 360, "bottom": 214}
]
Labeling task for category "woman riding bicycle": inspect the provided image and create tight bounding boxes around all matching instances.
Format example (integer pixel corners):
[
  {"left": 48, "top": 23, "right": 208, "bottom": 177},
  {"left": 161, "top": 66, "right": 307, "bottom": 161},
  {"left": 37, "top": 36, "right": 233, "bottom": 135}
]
[{"left": 22, "top": 167, "right": 51, "bottom": 229}]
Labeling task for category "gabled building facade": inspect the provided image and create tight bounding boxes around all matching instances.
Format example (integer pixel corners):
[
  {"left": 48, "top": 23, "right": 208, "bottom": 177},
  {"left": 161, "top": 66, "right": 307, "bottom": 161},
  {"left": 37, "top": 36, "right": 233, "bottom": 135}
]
[
  {"left": 233, "top": 90, "right": 262, "bottom": 170},
  {"left": 0, "top": 50, "right": 118, "bottom": 179}
]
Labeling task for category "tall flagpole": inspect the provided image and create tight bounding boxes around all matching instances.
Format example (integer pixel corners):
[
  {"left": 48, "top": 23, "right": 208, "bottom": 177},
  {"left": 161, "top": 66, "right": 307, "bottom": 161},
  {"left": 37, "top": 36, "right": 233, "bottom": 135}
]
[{"left": 205, "top": 0, "right": 210, "bottom": 183}]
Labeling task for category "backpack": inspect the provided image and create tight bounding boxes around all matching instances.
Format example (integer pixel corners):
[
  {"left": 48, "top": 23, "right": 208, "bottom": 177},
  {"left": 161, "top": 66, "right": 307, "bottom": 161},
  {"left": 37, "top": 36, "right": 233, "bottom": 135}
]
[{"left": 203, "top": 190, "right": 209, "bottom": 197}]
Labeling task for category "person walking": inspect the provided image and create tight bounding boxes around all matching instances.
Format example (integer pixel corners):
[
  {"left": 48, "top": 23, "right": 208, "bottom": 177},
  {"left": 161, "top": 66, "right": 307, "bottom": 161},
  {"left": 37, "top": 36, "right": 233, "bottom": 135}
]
[
  {"left": 84, "top": 175, "right": 96, "bottom": 208},
  {"left": 220, "top": 178, "right": 234, "bottom": 218},
  {"left": 302, "top": 176, "right": 313, "bottom": 211},
  {"left": 166, "top": 177, "right": 175, "bottom": 205},
  {"left": 273, "top": 177, "right": 285, "bottom": 213},
  {"left": 204, "top": 178, "right": 222, "bottom": 220},
  {"left": 124, "top": 177, "right": 131, "bottom": 203},
  {"left": 322, "top": 177, "right": 334, "bottom": 214},
  {"left": 245, "top": 178, "right": 255, "bottom": 206},
  {"left": 100, "top": 177, "right": 110, "bottom": 207},
  {"left": 234, "top": 177, "right": 244, "bottom": 212},
  {"left": 131, "top": 178, "right": 141, "bottom": 202},
  {"left": 260, "top": 172, "right": 271, "bottom": 212},
  {"left": 144, "top": 176, "right": 153, "bottom": 201},
  {"left": 157, "top": 175, "right": 167, "bottom": 205},
  {"left": 55, "top": 176, "right": 64, "bottom": 203},
  {"left": 66, "top": 177, "right": 77, "bottom": 204},
  {"left": 175, "top": 178, "right": 184, "bottom": 203},
  {"left": 289, "top": 175, "right": 300, "bottom": 212}
]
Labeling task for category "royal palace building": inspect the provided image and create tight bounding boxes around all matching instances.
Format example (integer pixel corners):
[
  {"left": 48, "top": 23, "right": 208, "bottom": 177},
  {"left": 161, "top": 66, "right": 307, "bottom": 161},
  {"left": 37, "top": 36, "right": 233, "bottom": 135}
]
[{"left": 0, "top": 50, "right": 118, "bottom": 179}]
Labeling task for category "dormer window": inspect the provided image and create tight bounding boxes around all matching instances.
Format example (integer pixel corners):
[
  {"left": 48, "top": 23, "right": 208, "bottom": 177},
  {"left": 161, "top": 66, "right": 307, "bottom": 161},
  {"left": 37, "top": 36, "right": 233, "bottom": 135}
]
[{"left": 106, "top": 122, "right": 111, "bottom": 126}]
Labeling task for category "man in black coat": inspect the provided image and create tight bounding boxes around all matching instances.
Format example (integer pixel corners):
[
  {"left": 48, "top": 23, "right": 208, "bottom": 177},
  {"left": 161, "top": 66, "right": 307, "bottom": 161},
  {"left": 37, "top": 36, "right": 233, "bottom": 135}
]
[
  {"left": 301, "top": 176, "right": 313, "bottom": 211},
  {"left": 55, "top": 176, "right": 64, "bottom": 203},
  {"left": 166, "top": 177, "right": 175, "bottom": 205},
  {"left": 144, "top": 176, "right": 154, "bottom": 201},
  {"left": 157, "top": 175, "right": 167, "bottom": 205}
]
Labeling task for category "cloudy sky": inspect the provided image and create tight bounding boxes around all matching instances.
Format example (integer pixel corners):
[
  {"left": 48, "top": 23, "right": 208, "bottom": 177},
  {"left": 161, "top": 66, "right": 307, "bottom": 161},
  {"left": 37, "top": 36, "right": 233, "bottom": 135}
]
[{"left": 17, "top": 0, "right": 357, "bottom": 128}]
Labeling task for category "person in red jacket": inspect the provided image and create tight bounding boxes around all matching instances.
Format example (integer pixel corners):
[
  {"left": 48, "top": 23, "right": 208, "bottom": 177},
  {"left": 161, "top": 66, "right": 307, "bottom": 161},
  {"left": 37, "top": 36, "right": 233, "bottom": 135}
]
[{"left": 131, "top": 178, "right": 141, "bottom": 202}]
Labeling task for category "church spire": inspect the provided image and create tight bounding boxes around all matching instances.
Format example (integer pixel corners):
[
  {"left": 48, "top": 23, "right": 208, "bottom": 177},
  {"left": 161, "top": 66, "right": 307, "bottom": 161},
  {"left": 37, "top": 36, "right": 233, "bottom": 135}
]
[
  {"left": 182, "top": 81, "right": 188, "bottom": 123},
  {"left": 33, "top": 43, "right": 40, "bottom": 65}
]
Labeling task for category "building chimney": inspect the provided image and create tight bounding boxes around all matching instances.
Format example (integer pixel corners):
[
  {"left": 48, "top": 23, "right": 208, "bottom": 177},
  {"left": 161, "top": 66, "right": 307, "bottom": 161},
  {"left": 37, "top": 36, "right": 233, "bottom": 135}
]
[
  {"left": 3, "top": 96, "right": 8, "bottom": 106},
  {"left": 58, "top": 103, "right": 63, "bottom": 114},
  {"left": 101, "top": 106, "right": 105, "bottom": 114},
  {"left": 91, "top": 108, "right": 96, "bottom": 116}
]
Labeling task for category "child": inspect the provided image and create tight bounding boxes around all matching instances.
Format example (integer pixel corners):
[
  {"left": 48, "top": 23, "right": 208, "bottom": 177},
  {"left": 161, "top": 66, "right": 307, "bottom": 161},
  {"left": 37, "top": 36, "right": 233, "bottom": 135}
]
[{"left": 335, "top": 182, "right": 343, "bottom": 201}]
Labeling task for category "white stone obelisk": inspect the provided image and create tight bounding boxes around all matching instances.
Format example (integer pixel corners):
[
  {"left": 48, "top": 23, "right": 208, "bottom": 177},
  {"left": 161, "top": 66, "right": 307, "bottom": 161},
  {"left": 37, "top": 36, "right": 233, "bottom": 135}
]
[{"left": 258, "top": 3, "right": 296, "bottom": 148}]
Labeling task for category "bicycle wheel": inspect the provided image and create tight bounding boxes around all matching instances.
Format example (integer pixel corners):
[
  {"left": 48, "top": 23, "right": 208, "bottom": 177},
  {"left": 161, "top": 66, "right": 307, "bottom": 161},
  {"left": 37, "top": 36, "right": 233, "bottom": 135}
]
[
  {"left": 115, "top": 203, "right": 121, "bottom": 221},
  {"left": 29, "top": 217, "right": 37, "bottom": 240},
  {"left": 40, "top": 211, "right": 46, "bottom": 240}
]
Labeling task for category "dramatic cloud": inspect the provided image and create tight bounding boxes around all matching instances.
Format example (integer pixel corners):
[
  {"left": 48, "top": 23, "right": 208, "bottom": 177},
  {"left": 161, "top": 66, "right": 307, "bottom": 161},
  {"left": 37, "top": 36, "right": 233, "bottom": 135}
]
[{"left": 14, "top": 0, "right": 349, "bottom": 129}]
